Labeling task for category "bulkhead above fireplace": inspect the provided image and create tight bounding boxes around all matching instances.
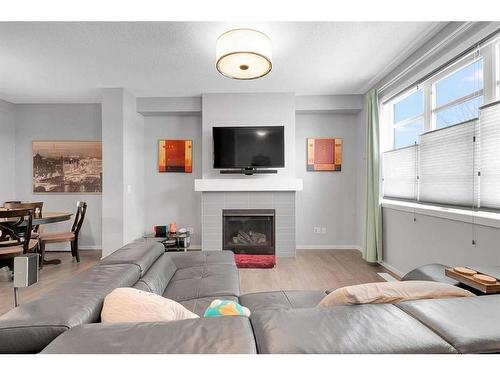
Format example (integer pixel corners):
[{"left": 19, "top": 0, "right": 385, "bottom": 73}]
[{"left": 222, "top": 209, "right": 275, "bottom": 255}]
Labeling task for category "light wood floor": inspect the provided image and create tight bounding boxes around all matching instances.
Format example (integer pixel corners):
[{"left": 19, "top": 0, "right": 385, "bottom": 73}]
[
  {"left": 0, "top": 251, "right": 101, "bottom": 315},
  {"left": 0, "top": 249, "right": 388, "bottom": 315},
  {"left": 239, "top": 249, "right": 388, "bottom": 294}
]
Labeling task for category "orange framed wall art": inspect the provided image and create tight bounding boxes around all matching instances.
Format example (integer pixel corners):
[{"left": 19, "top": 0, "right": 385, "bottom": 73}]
[
  {"left": 158, "top": 140, "right": 193, "bottom": 173},
  {"left": 307, "top": 138, "right": 342, "bottom": 171}
]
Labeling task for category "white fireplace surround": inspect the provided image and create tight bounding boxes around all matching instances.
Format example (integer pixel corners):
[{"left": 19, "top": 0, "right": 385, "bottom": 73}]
[{"left": 194, "top": 177, "right": 303, "bottom": 192}]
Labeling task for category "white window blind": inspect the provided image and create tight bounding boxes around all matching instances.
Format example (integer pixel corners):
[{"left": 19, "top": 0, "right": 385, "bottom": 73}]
[
  {"left": 382, "top": 145, "right": 417, "bottom": 200},
  {"left": 479, "top": 102, "right": 500, "bottom": 209},
  {"left": 418, "top": 120, "right": 477, "bottom": 206}
]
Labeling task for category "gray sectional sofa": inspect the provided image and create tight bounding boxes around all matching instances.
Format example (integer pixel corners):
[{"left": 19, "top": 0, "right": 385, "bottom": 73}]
[{"left": 1, "top": 241, "right": 499, "bottom": 354}]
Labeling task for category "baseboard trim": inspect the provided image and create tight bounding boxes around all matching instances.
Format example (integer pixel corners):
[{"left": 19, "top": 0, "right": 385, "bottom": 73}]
[
  {"left": 45, "top": 245, "right": 101, "bottom": 252},
  {"left": 378, "top": 260, "right": 405, "bottom": 278},
  {"left": 296, "top": 245, "right": 362, "bottom": 252}
]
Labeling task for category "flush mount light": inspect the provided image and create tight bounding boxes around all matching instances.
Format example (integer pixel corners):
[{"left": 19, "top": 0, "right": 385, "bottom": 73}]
[{"left": 216, "top": 28, "right": 272, "bottom": 80}]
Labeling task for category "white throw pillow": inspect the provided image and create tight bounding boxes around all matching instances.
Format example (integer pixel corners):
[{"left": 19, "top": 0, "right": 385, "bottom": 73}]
[
  {"left": 319, "top": 281, "right": 475, "bottom": 307},
  {"left": 101, "top": 287, "right": 199, "bottom": 323}
]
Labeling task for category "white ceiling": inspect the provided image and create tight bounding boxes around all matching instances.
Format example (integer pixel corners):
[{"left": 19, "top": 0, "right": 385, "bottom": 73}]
[{"left": 0, "top": 22, "right": 446, "bottom": 103}]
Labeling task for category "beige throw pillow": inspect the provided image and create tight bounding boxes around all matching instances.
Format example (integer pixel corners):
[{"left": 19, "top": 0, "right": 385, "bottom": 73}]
[
  {"left": 101, "top": 287, "right": 199, "bottom": 323},
  {"left": 319, "top": 281, "right": 474, "bottom": 307}
]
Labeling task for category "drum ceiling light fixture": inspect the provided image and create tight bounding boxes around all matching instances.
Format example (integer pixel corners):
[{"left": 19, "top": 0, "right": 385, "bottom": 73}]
[{"left": 216, "top": 28, "right": 272, "bottom": 80}]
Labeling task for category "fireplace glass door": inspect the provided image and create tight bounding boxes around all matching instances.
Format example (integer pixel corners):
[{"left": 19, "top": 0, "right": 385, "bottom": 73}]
[{"left": 222, "top": 209, "right": 275, "bottom": 255}]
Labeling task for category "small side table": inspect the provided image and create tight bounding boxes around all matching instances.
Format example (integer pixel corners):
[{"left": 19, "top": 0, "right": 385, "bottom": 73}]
[
  {"left": 143, "top": 232, "right": 191, "bottom": 252},
  {"left": 445, "top": 267, "right": 500, "bottom": 294}
]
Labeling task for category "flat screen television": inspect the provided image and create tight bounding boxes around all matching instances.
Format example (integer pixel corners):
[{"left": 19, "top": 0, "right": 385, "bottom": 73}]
[{"left": 213, "top": 126, "right": 285, "bottom": 169}]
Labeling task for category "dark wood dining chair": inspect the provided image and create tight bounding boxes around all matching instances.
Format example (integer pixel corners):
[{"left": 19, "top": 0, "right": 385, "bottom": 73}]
[
  {"left": 0, "top": 209, "right": 35, "bottom": 274},
  {"left": 3, "top": 201, "right": 44, "bottom": 237},
  {"left": 39, "top": 201, "right": 87, "bottom": 267}
]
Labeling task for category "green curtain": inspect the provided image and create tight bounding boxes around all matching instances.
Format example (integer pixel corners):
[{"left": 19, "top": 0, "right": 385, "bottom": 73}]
[{"left": 363, "top": 89, "right": 383, "bottom": 263}]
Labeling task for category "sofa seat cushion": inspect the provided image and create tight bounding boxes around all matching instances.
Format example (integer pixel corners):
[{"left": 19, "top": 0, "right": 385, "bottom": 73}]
[
  {"left": 240, "top": 290, "right": 327, "bottom": 312},
  {"left": 41, "top": 317, "right": 257, "bottom": 354},
  {"left": 0, "top": 264, "right": 140, "bottom": 354},
  {"left": 163, "top": 264, "right": 240, "bottom": 302},
  {"left": 100, "top": 241, "right": 164, "bottom": 276},
  {"left": 397, "top": 295, "right": 500, "bottom": 354},
  {"left": 168, "top": 251, "right": 235, "bottom": 269},
  {"left": 133, "top": 253, "right": 177, "bottom": 295},
  {"left": 179, "top": 296, "right": 239, "bottom": 317},
  {"left": 250, "top": 305, "right": 457, "bottom": 354}
]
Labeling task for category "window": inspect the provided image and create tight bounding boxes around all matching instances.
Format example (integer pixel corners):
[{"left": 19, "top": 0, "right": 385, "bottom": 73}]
[
  {"left": 391, "top": 89, "right": 424, "bottom": 149},
  {"left": 496, "top": 43, "right": 500, "bottom": 99},
  {"left": 432, "top": 58, "right": 483, "bottom": 129},
  {"left": 381, "top": 44, "right": 498, "bottom": 209}
]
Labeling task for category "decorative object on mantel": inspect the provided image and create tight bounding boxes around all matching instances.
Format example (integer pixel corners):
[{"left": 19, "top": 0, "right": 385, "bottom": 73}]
[
  {"left": 216, "top": 28, "right": 272, "bottom": 80},
  {"left": 307, "top": 138, "right": 342, "bottom": 171},
  {"left": 158, "top": 140, "right": 192, "bottom": 173},
  {"left": 33, "top": 140, "right": 102, "bottom": 193}
]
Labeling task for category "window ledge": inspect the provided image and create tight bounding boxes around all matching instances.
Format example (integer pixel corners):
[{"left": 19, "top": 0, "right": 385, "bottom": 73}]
[{"left": 381, "top": 199, "right": 500, "bottom": 229}]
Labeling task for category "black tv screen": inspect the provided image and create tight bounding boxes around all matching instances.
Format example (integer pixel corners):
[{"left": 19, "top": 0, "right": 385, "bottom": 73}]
[{"left": 213, "top": 126, "right": 285, "bottom": 169}]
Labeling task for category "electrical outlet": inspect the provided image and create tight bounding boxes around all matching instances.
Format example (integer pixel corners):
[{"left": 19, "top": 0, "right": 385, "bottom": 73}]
[
  {"left": 321, "top": 227, "right": 327, "bottom": 234},
  {"left": 187, "top": 227, "right": 194, "bottom": 235},
  {"left": 313, "top": 227, "right": 320, "bottom": 234}
]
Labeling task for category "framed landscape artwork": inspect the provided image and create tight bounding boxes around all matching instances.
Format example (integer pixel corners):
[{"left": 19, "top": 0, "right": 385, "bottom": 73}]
[
  {"left": 158, "top": 140, "right": 193, "bottom": 173},
  {"left": 307, "top": 138, "right": 342, "bottom": 171},
  {"left": 33, "top": 140, "right": 102, "bottom": 193}
]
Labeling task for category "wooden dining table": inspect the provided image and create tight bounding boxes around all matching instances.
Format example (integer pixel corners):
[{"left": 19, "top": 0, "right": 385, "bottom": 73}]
[{"left": 0, "top": 208, "right": 73, "bottom": 265}]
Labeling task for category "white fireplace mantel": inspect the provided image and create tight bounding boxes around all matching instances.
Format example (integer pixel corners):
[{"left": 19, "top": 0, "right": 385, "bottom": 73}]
[{"left": 194, "top": 177, "right": 303, "bottom": 192}]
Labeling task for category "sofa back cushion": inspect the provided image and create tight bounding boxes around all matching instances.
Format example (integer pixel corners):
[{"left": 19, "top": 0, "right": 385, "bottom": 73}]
[
  {"left": 319, "top": 281, "right": 474, "bottom": 307},
  {"left": 100, "top": 241, "right": 164, "bottom": 276},
  {"left": 41, "top": 317, "right": 257, "bottom": 354},
  {"left": 133, "top": 253, "right": 177, "bottom": 295},
  {"left": 0, "top": 264, "right": 141, "bottom": 354},
  {"left": 168, "top": 250, "right": 235, "bottom": 269}
]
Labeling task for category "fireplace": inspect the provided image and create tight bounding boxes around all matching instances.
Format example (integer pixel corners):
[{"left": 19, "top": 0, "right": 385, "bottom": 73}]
[{"left": 222, "top": 209, "right": 275, "bottom": 255}]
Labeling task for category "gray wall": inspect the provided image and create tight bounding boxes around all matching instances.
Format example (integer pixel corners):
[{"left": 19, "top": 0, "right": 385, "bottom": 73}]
[
  {"left": 355, "top": 102, "right": 367, "bottom": 250},
  {"left": 202, "top": 93, "right": 296, "bottom": 178},
  {"left": 14, "top": 104, "right": 102, "bottom": 250},
  {"left": 0, "top": 99, "right": 15, "bottom": 202},
  {"left": 143, "top": 106, "right": 365, "bottom": 250},
  {"left": 383, "top": 208, "right": 500, "bottom": 275},
  {"left": 143, "top": 115, "right": 202, "bottom": 246},
  {"left": 295, "top": 113, "right": 360, "bottom": 248}
]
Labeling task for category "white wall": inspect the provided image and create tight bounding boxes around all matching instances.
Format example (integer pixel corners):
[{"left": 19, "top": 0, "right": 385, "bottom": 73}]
[
  {"left": 0, "top": 99, "right": 16, "bottom": 202},
  {"left": 101, "top": 88, "right": 145, "bottom": 256},
  {"left": 295, "top": 113, "right": 360, "bottom": 248},
  {"left": 202, "top": 93, "right": 296, "bottom": 178},
  {"left": 383, "top": 208, "right": 500, "bottom": 276},
  {"left": 123, "top": 90, "right": 145, "bottom": 244},
  {"left": 143, "top": 115, "right": 202, "bottom": 246},
  {"left": 14, "top": 104, "right": 102, "bottom": 250},
  {"left": 101, "top": 89, "right": 125, "bottom": 256}
]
